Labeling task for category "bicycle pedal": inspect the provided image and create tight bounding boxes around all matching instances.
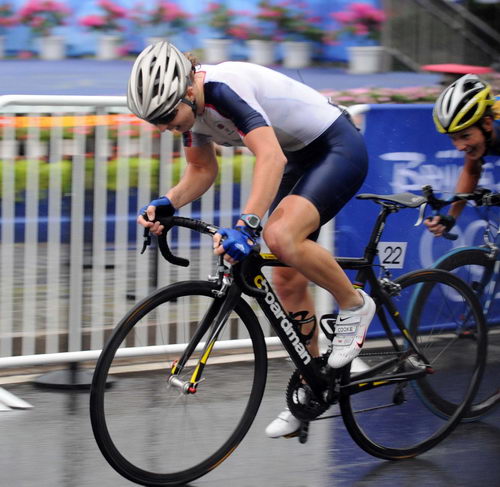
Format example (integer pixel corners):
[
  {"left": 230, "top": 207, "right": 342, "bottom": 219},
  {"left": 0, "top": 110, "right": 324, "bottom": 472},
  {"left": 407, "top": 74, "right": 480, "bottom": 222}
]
[{"left": 298, "top": 421, "right": 309, "bottom": 444}]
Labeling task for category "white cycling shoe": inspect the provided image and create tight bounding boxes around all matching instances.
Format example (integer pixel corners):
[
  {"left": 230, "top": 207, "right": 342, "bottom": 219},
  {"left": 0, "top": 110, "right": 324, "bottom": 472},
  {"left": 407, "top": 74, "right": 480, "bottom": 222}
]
[
  {"left": 265, "top": 409, "right": 301, "bottom": 438},
  {"left": 328, "top": 289, "right": 376, "bottom": 369}
]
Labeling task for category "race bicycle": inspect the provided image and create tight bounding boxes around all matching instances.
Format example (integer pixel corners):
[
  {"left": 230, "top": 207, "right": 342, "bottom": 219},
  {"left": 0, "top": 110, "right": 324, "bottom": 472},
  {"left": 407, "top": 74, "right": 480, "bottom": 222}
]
[
  {"left": 90, "top": 191, "right": 486, "bottom": 487},
  {"left": 422, "top": 185, "right": 500, "bottom": 421}
]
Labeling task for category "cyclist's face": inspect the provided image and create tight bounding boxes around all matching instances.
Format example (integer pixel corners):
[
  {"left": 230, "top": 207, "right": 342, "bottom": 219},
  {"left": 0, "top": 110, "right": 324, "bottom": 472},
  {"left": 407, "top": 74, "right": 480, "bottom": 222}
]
[
  {"left": 449, "top": 126, "right": 485, "bottom": 160},
  {"left": 154, "top": 101, "right": 195, "bottom": 134}
]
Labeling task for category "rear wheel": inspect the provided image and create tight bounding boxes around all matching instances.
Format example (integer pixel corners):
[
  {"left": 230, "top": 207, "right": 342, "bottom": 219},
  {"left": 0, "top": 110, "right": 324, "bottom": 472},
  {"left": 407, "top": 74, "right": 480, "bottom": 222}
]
[
  {"left": 340, "top": 269, "right": 486, "bottom": 459},
  {"left": 433, "top": 248, "right": 500, "bottom": 420},
  {"left": 90, "top": 281, "right": 267, "bottom": 486}
]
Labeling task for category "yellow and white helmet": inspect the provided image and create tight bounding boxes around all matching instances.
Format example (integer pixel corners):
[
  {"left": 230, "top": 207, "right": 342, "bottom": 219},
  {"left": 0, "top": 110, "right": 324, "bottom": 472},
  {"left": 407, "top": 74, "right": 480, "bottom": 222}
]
[
  {"left": 127, "top": 41, "right": 193, "bottom": 123},
  {"left": 433, "top": 74, "right": 495, "bottom": 133}
]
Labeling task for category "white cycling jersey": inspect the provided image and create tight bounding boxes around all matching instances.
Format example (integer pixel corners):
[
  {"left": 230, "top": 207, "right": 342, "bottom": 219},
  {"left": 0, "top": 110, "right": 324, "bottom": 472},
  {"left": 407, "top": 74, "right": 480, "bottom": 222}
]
[{"left": 183, "top": 62, "right": 341, "bottom": 152}]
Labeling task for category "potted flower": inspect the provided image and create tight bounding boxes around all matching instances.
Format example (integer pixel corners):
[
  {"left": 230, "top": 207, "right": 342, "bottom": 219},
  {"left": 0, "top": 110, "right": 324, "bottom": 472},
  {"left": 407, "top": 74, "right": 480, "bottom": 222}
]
[
  {"left": 17, "top": 0, "right": 71, "bottom": 60},
  {"left": 141, "top": 1, "right": 197, "bottom": 47},
  {"left": 252, "top": 1, "right": 327, "bottom": 68},
  {"left": 203, "top": 2, "right": 243, "bottom": 63},
  {"left": 79, "top": 0, "right": 128, "bottom": 60},
  {"left": 330, "top": 2, "right": 387, "bottom": 74},
  {"left": 0, "top": 2, "right": 16, "bottom": 58}
]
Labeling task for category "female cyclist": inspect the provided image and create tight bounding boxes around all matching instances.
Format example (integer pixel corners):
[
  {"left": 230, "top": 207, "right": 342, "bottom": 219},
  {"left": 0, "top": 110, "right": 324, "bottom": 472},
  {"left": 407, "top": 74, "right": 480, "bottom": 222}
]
[
  {"left": 426, "top": 74, "right": 500, "bottom": 236},
  {"left": 127, "top": 41, "right": 375, "bottom": 439}
]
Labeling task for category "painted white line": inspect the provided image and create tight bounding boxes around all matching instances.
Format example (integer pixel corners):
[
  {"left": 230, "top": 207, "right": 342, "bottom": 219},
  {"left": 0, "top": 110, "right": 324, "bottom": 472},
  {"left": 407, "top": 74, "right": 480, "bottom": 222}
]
[{"left": 0, "top": 387, "right": 33, "bottom": 409}]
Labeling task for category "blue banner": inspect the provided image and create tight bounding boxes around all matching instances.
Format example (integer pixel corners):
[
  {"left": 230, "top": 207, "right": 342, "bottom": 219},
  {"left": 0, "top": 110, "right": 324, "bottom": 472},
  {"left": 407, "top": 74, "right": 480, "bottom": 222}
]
[
  {"left": 337, "top": 104, "right": 500, "bottom": 271},
  {"left": 335, "top": 104, "right": 500, "bottom": 335}
]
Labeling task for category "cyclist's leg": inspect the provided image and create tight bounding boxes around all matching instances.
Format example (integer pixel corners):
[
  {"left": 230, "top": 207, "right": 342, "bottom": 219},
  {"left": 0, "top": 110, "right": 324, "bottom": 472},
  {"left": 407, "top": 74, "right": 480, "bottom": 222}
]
[
  {"left": 272, "top": 267, "right": 319, "bottom": 356},
  {"left": 264, "top": 115, "right": 371, "bottom": 437},
  {"left": 265, "top": 267, "right": 319, "bottom": 438}
]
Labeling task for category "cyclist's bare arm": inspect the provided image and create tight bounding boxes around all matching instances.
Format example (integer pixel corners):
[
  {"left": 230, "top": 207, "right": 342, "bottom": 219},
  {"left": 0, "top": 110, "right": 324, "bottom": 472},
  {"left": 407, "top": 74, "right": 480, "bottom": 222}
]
[
  {"left": 241, "top": 126, "right": 287, "bottom": 220},
  {"left": 213, "top": 126, "right": 287, "bottom": 261},
  {"left": 450, "top": 156, "right": 482, "bottom": 219},
  {"left": 169, "top": 143, "right": 219, "bottom": 207},
  {"left": 138, "top": 142, "right": 219, "bottom": 235},
  {"left": 424, "top": 156, "right": 482, "bottom": 236}
]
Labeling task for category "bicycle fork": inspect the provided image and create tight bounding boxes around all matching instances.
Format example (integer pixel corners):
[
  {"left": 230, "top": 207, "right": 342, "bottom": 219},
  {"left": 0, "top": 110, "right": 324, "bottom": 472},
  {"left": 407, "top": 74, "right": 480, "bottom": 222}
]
[{"left": 168, "top": 284, "right": 242, "bottom": 395}]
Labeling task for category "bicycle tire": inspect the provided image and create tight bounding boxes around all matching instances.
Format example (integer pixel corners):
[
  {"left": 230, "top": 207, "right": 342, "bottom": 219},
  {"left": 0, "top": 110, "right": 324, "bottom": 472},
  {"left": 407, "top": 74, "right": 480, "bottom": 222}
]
[
  {"left": 90, "top": 280, "right": 267, "bottom": 486},
  {"left": 432, "top": 248, "right": 500, "bottom": 420},
  {"left": 340, "top": 269, "right": 487, "bottom": 460}
]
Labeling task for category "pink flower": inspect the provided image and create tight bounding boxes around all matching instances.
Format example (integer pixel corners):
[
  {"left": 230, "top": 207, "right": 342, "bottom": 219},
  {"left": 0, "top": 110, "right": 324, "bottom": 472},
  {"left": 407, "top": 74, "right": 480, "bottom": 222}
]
[
  {"left": 207, "top": 2, "right": 220, "bottom": 12},
  {"left": 227, "top": 24, "right": 250, "bottom": 40},
  {"left": 353, "top": 23, "right": 369, "bottom": 36},
  {"left": 259, "top": 9, "right": 281, "bottom": 18},
  {"left": 330, "top": 2, "right": 386, "bottom": 41},
  {"left": 80, "top": 14, "right": 105, "bottom": 27},
  {"left": 331, "top": 11, "right": 356, "bottom": 24},
  {"left": 18, "top": 50, "right": 34, "bottom": 59}
]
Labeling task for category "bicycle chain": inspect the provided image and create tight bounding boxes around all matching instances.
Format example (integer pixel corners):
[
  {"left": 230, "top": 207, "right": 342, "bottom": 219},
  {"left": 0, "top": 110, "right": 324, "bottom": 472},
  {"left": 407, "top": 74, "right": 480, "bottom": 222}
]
[{"left": 358, "top": 350, "right": 405, "bottom": 357}]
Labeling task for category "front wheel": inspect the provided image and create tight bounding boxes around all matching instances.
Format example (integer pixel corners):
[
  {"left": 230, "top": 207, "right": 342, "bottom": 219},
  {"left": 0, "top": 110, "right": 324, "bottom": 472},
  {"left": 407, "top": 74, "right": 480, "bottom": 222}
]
[
  {"left": 433, "top": 248, "right": 500, "bottom": 420},
  {"left": 340, "top": 269, "right": 487, "bottom": 459},
  {"left": 90, "top": 281, "right": 268, "bottom": 486}
]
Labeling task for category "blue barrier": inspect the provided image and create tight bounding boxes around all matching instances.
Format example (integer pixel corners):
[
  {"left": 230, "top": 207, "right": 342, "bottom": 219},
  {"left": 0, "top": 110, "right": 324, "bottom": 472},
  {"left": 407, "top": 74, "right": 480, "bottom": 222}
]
[
  {"left": 337, "top": 104, "right": 500, "bottom": 272},
  {"left": 335, "top": 104, "right": 500, "bottom": 336}
]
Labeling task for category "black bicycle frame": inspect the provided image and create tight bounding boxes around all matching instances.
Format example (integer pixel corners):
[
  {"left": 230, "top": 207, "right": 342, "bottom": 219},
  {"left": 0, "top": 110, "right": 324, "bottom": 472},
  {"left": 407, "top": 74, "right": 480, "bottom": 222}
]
[{"left": 157, "top": 202, "right": 430, "bottom": 400}]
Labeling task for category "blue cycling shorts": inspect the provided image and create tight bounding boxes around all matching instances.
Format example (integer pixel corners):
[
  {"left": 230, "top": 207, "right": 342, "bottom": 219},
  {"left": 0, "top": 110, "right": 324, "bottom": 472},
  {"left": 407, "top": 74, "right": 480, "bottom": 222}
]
[{"left": 269, "top": 113, "right": 368, "bottom": 240}]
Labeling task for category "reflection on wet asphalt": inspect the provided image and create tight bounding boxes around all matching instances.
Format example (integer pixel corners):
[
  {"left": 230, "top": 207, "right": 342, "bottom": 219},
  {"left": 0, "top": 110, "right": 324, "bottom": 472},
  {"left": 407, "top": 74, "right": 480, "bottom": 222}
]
[{"left": 1, "top": 357, "right": 499, "bottom": 487}]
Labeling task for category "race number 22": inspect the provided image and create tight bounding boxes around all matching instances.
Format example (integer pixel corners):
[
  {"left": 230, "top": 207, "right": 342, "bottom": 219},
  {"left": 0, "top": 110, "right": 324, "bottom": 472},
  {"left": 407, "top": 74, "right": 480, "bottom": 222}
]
[{"left": 377, "top": 242, "right": 408, "bottom": 269}]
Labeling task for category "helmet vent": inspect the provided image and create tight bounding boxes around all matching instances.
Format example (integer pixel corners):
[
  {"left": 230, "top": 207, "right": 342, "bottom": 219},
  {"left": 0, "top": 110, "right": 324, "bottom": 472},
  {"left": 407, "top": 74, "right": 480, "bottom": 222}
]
[
  {"left": 137, "top": 71, "right": 143, "bottom": 104},
  {"left": 152, "top": 78, "right": 160, "bottom": 98}
]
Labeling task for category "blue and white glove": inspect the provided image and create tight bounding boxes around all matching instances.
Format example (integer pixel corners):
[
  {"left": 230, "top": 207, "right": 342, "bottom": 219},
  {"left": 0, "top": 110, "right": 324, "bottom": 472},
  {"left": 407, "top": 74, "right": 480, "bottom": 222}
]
[
  {"left": 217, "top": 226, "right": 258, "bottom": 261},
  {"left": 138, "top": 196, "right": 175, "bottom": 220}
]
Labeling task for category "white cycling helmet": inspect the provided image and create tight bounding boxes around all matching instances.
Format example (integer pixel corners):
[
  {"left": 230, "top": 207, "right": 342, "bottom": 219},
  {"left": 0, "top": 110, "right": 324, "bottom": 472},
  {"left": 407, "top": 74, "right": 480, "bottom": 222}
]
[
  {"left": 433, "top": 74, "right": 494, "bottom": 134},
  {"left": 127, "top": 41, "right": 193, "bottom": 123}
]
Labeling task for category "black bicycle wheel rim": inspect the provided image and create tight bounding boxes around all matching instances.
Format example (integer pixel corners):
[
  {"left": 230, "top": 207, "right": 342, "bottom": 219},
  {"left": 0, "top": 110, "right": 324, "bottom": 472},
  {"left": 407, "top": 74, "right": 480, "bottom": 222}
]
[
  {"left": 90, "top": 281, "right": 267, "bottom": 486},
  {"left": 339, "top": 269, "right": 486, "bottom": 459},
  {"left": 433, "top": 248, "right": 500, "bottom": 420}
]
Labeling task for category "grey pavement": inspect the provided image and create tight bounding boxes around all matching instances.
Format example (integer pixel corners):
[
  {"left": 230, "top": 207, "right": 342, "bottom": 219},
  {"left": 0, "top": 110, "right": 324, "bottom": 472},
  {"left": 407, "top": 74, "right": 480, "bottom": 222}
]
[
  {"left": 1, "top": 357, "right": 500, "bottom": 487},
  {"left": 0, "top": 58, "right": 495, "bottom": 487}
]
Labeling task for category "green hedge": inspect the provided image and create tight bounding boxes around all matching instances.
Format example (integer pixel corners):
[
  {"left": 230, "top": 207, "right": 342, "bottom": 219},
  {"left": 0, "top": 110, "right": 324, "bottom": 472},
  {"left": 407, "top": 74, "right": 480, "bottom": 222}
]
[{"left": 0, "top": 154, "right": 254, "bottom": 199}]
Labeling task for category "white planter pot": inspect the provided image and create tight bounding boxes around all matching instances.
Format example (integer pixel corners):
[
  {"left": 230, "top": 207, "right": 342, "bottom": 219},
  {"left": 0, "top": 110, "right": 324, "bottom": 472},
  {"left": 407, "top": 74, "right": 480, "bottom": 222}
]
[
  {"left": 347, "top": 46, "right": 386, "bottom": 74},
  {"left": 97, "top": 35, "right": 120, "bottom": 60},
  {"left": 247, "top": 40, "right": 275, "bottom": 66},
  {"left": 282, "top": 41, "right": 312, "bottom": 69},
  {"left": 38, "top": 36, "right": 65, "bottom": 60},
  {"left": 203, "top": 38, "right": 231, "bottom": 64}
]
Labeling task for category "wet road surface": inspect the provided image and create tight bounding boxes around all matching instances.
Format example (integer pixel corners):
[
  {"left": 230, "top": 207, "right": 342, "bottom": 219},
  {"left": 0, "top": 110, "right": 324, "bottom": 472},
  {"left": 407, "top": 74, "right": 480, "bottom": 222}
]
[{"left": 1, "top": 357, "right": 500, "bottom": 487}]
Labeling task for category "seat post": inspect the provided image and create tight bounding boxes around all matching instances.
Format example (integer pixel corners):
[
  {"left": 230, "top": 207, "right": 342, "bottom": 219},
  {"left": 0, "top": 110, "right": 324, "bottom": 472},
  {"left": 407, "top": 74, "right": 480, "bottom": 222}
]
[{"left": 363, "top": 204, "right": 396, "bottom": 264}]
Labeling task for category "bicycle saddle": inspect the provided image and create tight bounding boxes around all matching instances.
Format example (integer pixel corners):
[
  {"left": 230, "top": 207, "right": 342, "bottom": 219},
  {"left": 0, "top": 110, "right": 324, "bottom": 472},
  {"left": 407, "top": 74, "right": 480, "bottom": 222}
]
[{"left": 356, "top": 192, "right": 426, "bottom": 208}]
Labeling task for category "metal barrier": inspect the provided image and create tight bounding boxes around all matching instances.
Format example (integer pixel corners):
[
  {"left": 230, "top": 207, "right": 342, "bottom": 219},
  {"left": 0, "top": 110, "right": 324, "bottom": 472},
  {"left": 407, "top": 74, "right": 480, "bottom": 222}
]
[{"left": 0, "top": 95, "right": 334, "bottom": 371}]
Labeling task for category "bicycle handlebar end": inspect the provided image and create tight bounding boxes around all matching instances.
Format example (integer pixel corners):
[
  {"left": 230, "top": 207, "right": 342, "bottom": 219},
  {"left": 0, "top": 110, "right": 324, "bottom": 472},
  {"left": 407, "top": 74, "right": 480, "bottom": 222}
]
[{"left": 442, "top": 232, "right": 458, "bottom": 241}]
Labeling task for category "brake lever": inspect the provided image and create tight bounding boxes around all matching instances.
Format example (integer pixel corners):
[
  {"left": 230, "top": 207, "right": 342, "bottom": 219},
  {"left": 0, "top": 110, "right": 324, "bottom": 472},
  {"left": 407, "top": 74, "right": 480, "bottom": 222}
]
[
  {"left": 414, "top": 202, "right": 428, "bottom": 226},
  {"left": 140, "top": 227, "right": 152, "bottom": 254}
]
